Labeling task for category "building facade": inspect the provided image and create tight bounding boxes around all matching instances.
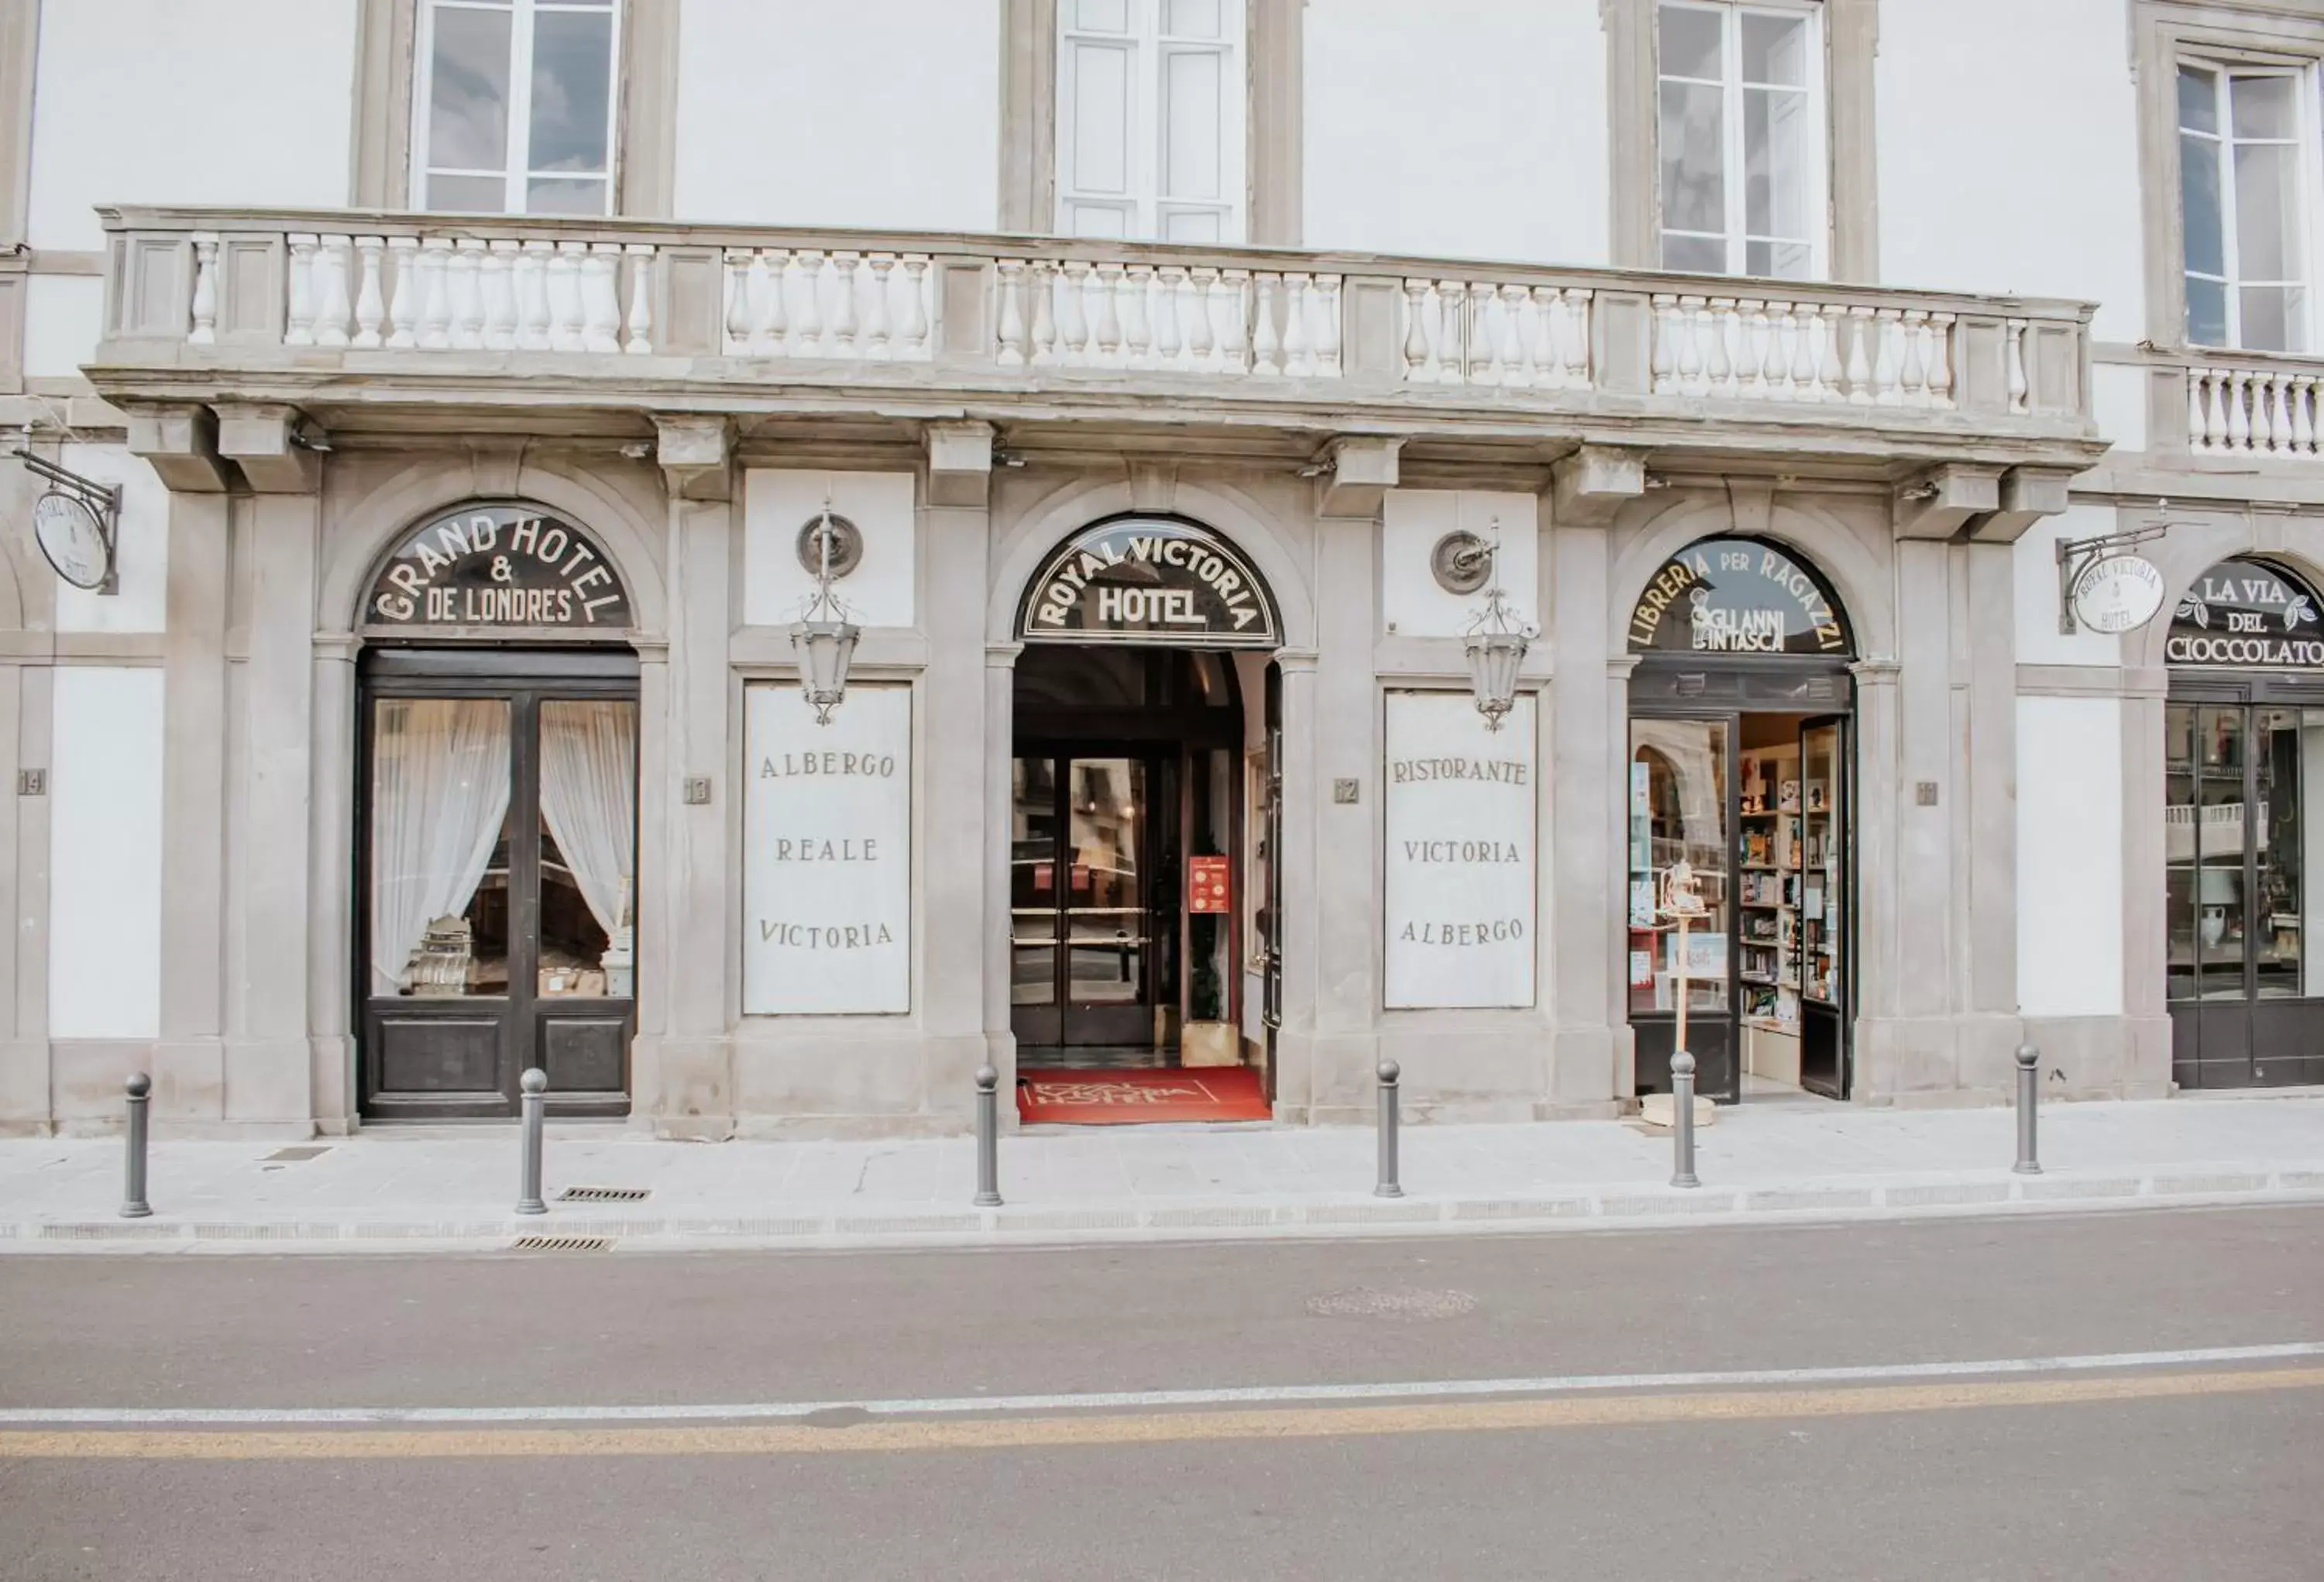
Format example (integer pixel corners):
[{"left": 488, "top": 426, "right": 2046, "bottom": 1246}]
[{"left": 0, "top": 0, "right": 2314, "bottom": 1138}]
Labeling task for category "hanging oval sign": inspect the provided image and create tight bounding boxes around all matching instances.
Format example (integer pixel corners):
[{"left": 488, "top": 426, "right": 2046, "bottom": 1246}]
[
  {"left": 2167, "top": 557, "right": 2324, "bottom": 668},
  {"left": 1628, "top": 536, "right": 1851, "bottom": 656},
  {"left": 2070, "top": 553, "right": 2165, "bottom": 635},
  {"left": 366, "top": 502, "right": 632, "bottom": 630},
  {"left": 32, "top": 490, "right": 112, "bottom": 591},
  {"left": 1017, "top": 514, "right": 1280, "bottom": 647}
]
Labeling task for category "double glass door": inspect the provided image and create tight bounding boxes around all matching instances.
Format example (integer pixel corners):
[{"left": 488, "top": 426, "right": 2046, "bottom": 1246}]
[
  {"left": 1011, "top": 754, "right": 1167, "bottom": 1050},
  {"left": 2165, "top": 700, "right": 2324, "bottom": 1087},
  {"left": 360, "top": 655, "right": 638, "bottom": 1119}
]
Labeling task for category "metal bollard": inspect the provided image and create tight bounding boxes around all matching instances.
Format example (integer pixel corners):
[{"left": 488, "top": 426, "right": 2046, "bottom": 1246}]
[
  {"left": 2013, "top": 1043, "right": 2042, "bottom": 1175},
  {"left": 1375, "top": 1059, "right": 1403, "bottom": 1199},
  {"left": 515, "top": 1068, "right": 548, "bottom": 1215},
  {"left": 1669, "top": 1051, "right": 1701, "bottom": 1189},
  {"left": 973, "top": 1065, "right": 1003, "bottom": 1207},
  {"left": 119, "top": 1074, "right": 153, "bottom": 1219}
]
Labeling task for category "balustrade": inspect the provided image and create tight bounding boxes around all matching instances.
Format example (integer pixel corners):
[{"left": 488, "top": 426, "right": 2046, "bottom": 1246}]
[
  {"left": 991, "top": 261, "right": 1339, "bottom": 377},
  {"left": 1399, "top": 277, "right": 1592, "bottom": 388},
  {"left": 1649, "top": 294, "right": 1961, "bottom": 408},
  {"left": 278, "top": 231, "right": 659, "bottom": 356},
  {"left": 721, "top": 247, "right": 933, "bottom": 361},
  {"left": 2188, "top": 364, "right": 2324, "bottom": 458}
]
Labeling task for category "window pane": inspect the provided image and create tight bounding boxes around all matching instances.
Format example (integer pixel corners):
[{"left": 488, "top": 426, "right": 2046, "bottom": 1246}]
[
  {"left": 1065, "top": 759, "right": 1145, "bottom": 1006},
  {"left": 1074, "top": 0, "right": 1130, "bottom": 31},
  {"left": 1739, "top": 11, "right": 1807, "bottom": 86},
  {"left": 2167, "top": 704, "right": 2199, "bottom": 1003},
  {"left": 1068, "top": 40, "right": 1132, "bottom": 194},
  {"left": 1161, "top": 206, "right": 1224, "bottom": 242},
  {"left": 528, "top": 9, "right": 614, "bottom": 174},
  {"left": 2178, "top": 64, "right": 2219, "bottom": 136},
  {"left": 1659, "top": 4, "right": 1724, "bottom": 80},
  {"left": 2231, "top": 73, "right": 2298, "bottom": 140},
  {"left": 2234, "top": 141, "right": 2302, "bottom": 279},
  {"left": 2185, "top": 274, "right": 2229, "bottom": 346},
  {"left": 2180, "top": 131, "right": 2226, "bottom": 277},
  {"left": 1628, "top": 720, "right": 1730, "bottom": 1020},
  {"left": 1659, "top": 79, "right": 1725, "bottom": 235},
  {"left": 1163, "top": 0, "right": 1222, "bottom": 37},
  {"left": 427, "top": 172, "right": 509, "bottom": 214},
  {"left": 2254, "top": 707, "right": 2304, "bottom": 999},
  {"left": 2199, "top": 705, "right": 2247, "bottom": 1002},
  {"left": 2239, "top": 284, "right": 2302, "bottom": 354},
  {"left": 1067, "top": 200, "right": 1132, "bottom": 238},
  {"left": 427, "top": 4, "right": 512, "bottom": 172},
  {"left": 1747, "top": 238, "right": 1813, "bottom": 280},
  {"left": 1663, "top": 232, "right": 1727, "bottom": 273},
  {"left": 538, "top": 700, "right": 637, "bottom": 1000},
  {"left": 1011, "top": 757, "right": 1060, "bottom": 1008},
  {"left": 370, "top": 698, "right": 513, "bottom": 999},
  {"left": 526, "top": 175, "right": 608, "bottom": 215},
  {"left": 1745, "top": 85, "right": 1812, "bottom": 242},
  {"left": 1162, "top": 48, "right": 1223, "bottom": 200}
]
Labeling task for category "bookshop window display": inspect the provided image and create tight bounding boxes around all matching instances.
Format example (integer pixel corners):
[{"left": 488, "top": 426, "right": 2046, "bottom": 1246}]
[{"left": 1625, "top": 536, "right": 1854, "bottom": 1103}]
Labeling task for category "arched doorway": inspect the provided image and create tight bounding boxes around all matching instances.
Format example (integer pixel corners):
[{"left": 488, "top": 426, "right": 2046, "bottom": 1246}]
[
  {"left": 1009, "top": 514, "right": 1281, "bottom": 1123},
  {"left": 355, "top": 501, "right": 639, "bottom": 1120},
  {"left": 2164, "top": 555, "right": 2324, "bottom": 1089},
  {"left": 1624, "top": 535, "right": 1855, "bottom": 1103}
]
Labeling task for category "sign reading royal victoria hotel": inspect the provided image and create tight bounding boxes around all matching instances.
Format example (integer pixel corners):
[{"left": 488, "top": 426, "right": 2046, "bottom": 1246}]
[
  {"left": 1019, "top": 516, "right": 1280, "bottom": 646},
  {"left": 1383, "top": 691, "right": 1538, "bottom": 1009}
]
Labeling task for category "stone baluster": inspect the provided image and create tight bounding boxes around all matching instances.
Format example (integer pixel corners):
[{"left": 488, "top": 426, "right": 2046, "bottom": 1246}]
[
  {"left": 2292, "top": 374, "right": 2316, "bottom": 455},
  {"left": 285, "top": 235, "right": 319, "bottom": 346},
  {"left": 995, "top": 259, "right": 1029, "bottom": 366},
  {"left": 1817, "top": 309, "right": 1844, "bottom": 403},
  {"left": 1926, "top": 313, "right": 1956, "bottom": 408},
  {"left": 1502, "top": 284, "right": 1535, "bottom": 388},
  {"left": 1700, "top": 297, "right": 1734, "bottom": 396},
  {"left": 1868, "top": 308, "right": 1899, "bottom": 404},
  {"left": 1283, "top": 273, "right": 1315, "bottom": 377},
  {"left": 386, "top": 237, "right": 421, "bottom": 348},
  {"left": 1777, "top": 304, "right": 1809, "bottom": 401},
  {"left": 1057, "top": 260, "right": 1091, "bottom": 364},
  {"left": 1154, "top": 265, "right": 1185, "bottom": 369},
  {"left": 1896, "top": 308, "right": 1927, "bottom": 406},
  {"left": 1729, "top": 300, "right": 1760, "bottom": 397},
  {"left": 1681, "top": 295, "right": 1714, "bottom": 394},
  {"left": 1788, "top": 304, "right": 1819, "bottom": 399},
  {"left": 1122, "top": 264, "right": 1153, "bottom": 369},
  {"left": 827, "top": 253, "right": 860, "bottom": 358},
  {"left": 579, "top": 243, "right": 622, "bottom": 353},
  {"left": 1456, "top": 283, "right": 1489, "bottom": 386},
  {"left": 1315, "top": 275, "right": 1342, "bottom": 376},
  {"left": 1210, "top": 270, "right": 1242, "bottom": 373},
  {"left": 480, "top": 240, "right": 517, "bottom": 350},
  {"left": 864, "top": 254, "right": 894, "bottom": 359},
  {"left": 448, "top": 239, "right": 486, "bottom": 350},
  {"left": 1525, "top": 286, "right": 1561, "bottom": 390},
  {"left": 352, "top": 236, "right": 388, "bottom": 349},
  {"left": 2268, "top": 373, "right": 2292, "bottom": 451},
  {"left": 186, "top": 232, "right": 220, "bottom": 345},
  {"left": 1251, "top": 273, "right": 1282, "bottom": 376},
  {"left": 1030, "top": 260, "right": 1059, "bottom": 366},
  {"left": 308, "top": 235, "right": 350, "bottom": 349},
  {"left": 547, "top": 242, "right": 588, "bottom": 352},
  {"left": 1841, "top": 306, "right": 1873, "bottom": 404},
  {"left": 2006, "top": 319, "right": 2030, "bottom": 414},
  {"left": 1403, "top": 279, "right": 1434, "bottom": 383},
  {"left": 415, "top": 237, "right": 453, "bottom": 349},
  {"left": 783, "top": 250, "right": 820, "bottom": 356},
  {"left": 1094, "top": 262, "right": 1125, "bottom": 368},
  {"left": 514, "top": 240, "right": 553, "bottom": 351},
  {"left": 724, "top": 249, "right": 753, "bottom": 353},
  {"left": 2226, "top": 370, "right": 2252, "bottom": 451},
  {"left": 1563, "top": 288, "right": 1594, "bottom": 387},
  {"left": 2188, "top": 371, "right": 2212, "bottom": 452},
  {"left": 1190, "top": 267, "right": 1221, "bottom": 371},
  {"left": 624, "top": 243, "right": 655, "bottom": 354},
  {"left": 900, "top": 256, "right": 930, "bottom": 358},
  {"left": 2205, "top": 370, "right": 2229, "bottom": 451},
  {"left": 1649, "top": 293, "right": 1679, "bottom": 394}
]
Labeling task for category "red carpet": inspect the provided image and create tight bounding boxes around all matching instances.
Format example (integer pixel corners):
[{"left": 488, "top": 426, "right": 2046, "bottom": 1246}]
[{"left": 1016, "top": 1066, "right": 1273, "bottom": 1125}]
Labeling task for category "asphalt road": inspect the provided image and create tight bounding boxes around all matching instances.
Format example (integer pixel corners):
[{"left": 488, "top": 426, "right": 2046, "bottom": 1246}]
[{"left": 2, "top": 1206, "right": 2320, "bottom": 1581}]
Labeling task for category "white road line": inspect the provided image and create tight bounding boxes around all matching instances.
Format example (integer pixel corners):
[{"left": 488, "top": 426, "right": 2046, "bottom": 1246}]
[{"left": 3, "top": 1341, "right": 2321, "bottom": 1426}]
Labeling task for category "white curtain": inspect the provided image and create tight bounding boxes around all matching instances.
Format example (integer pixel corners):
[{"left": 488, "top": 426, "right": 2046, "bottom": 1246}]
[
  {"left": 538, "top": 700, "right": 637, "bottom": 941},
  {"left": 370, "top": 699, "right": 513, "bottom": 995}
]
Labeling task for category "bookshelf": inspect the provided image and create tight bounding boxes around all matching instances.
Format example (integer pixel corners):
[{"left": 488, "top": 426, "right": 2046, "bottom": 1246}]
[{"left": 1738, "top": 742, "right": 1803, "bottom": 1083}]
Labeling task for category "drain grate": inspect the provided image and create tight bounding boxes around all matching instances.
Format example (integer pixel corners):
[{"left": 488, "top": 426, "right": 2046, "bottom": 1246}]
[
  {"left": 263, "top": 1146, "right": 331, "bottom": 1163},
  {"left": 558, "top": 1185, "right": 651, "bottom": 1203},
  {"left": 511, "top": 1235, "right": 614, "bottom": 1253}
]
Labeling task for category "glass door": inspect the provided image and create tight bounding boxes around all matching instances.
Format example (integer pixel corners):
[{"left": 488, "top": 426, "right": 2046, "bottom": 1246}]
[
  {"left": 1628, "top": 717, "right": 1738, "bottom": 1100},
  {"left": 1797, "top": 716, "right": 1848, "bottom": 1097},
  {"left": 1009, "top": 753, "right": 1160, "bottom": 1052}
]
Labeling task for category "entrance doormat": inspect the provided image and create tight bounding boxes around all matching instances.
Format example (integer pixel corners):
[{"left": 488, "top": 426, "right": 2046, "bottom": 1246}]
[{"left": 1016, "top": 1066, "right": 1274, "bottom": 1125}]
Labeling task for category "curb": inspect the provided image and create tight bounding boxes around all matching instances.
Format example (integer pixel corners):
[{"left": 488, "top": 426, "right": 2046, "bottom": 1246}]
[{"left": 7, "top": 1169, "right": 2323, "bottom": 1254}]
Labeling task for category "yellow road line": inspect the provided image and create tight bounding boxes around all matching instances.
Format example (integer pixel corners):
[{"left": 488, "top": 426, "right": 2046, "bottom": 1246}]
[{"left": 4, "top": 1367, "right": 2318, "bottom": 1460}]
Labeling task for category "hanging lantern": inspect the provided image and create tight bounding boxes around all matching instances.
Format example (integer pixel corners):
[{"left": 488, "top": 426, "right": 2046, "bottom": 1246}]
[
  {"left": 1461, "top": 518, "right": 1535, "bottom": 731},
  {"left": 791, "top": 502, "right": 861, "bottom": 725}
]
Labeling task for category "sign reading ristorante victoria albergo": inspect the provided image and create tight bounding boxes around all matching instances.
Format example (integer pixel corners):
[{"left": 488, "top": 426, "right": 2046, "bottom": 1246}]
[
  {"left": 1019, "top": 515, "right": 1279, "bottom": 646},
  {"left": 368, "top": 502, "right": 632, "bottom": 629}
]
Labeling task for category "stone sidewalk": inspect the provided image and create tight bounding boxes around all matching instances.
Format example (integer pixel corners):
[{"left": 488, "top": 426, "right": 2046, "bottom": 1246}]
[{"left": 4, "top": 1093, "right": 2322, "bottom": 1253}]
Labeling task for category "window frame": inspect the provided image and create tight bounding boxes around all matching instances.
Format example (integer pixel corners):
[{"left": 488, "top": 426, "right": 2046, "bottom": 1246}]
[
  {"left": 1654, "top": 0, "right": 1831, "bottom": 283},
  {"left": 1054, "top": 0, "right": 1249, "bottom": 244},
  {"left": 2175, "top": 57, "right": 2322, "bottom": 353},
  {"left": 408, "top": 0, "right": 626, "bottom": 218}
]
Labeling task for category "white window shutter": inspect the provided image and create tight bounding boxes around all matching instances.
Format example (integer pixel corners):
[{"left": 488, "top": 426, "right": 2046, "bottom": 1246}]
[{"left": 1056, "top": 0, "right": 1244, "bottom": 242}]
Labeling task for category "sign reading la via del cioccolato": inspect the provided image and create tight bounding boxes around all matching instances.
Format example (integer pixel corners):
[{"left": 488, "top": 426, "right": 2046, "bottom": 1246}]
[
  {"left": 367, "top": 502, "right": 632, "bottom": 629},
  {"left": 1019, "top": 516, "right": 1279, "bottom": 646}
]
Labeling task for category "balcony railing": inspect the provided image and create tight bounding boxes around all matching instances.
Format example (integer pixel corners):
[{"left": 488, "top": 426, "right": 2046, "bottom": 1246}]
[
  {"left": 2185, "top": 355, "right": 2324, "bottom": 459},
  {"left": 95, "top": 207, "right": 2096, "bottom": 450}
]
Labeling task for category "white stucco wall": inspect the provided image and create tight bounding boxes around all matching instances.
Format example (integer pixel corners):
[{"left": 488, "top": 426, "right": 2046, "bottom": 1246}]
[
  {"left": 26, "top": 0, "right": 357, "bottom": 252},
  {"left": 2017, "top": 694, "right": 2126, "bottom": 1018},
  {"left": 1876, "top": 0, "right": 2144, "bottom": 341},
  {"left": 1303, "top": 0, "right": 1608, "bottom": 266},
  {"left": 674, "top": 0, "right": 1000, "bottom": 230},
  {"left": 49, "top": 667, "right": 166, "bottom": 1040},
  {"left": 53, "top": 445, "right": 169, "bottom": 635},
  {"left": 2014, "top": 503, "right": 2136, "bottom": 669}
]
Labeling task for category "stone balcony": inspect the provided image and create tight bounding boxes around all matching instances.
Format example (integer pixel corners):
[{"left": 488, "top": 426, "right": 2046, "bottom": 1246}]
[{"left": 86, "top": 205, "right": 2102, "bottom": 511}]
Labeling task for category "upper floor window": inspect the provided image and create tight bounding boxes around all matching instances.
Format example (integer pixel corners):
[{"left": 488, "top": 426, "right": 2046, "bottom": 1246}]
[
  {"left": 414, "top": 0, "right": 621, "bottom": 215},
  {"left": 1657, "top": 0, "right": 1825, "bottom": 280},
  {"left": 1055, "top": 0, "right": 1246, "bottom": 242},
  {"left": 2178, "top": 63, "right": 2312, "bottom": 352}
]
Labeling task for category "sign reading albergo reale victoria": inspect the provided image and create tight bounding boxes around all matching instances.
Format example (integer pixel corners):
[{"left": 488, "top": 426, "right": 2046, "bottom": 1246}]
[
  {"left": 1019, "top": 515, "right": 1279, "bottom": 646},
  {"left": 368, "top": 502, "right": 632, "bottom": 628}
]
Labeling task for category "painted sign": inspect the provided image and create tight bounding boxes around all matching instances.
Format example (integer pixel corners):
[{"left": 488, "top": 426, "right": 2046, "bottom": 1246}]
[
  {"left": 742, "top": 682, "right": 911, "bottom": 1014},
  {"left": 2071, "top": 553, "right": 2166, "bottom": 634},
  {"left": 32, "top": 491, "right": 112, "bottom": 591},
  {"left": 1019, "top": 515, "right": 1279, "bottom": 646},
  {"left": 1383, "top": 690, "right": 1537, "bottom": 1009},
  {"left": 1628, "top": 537, "right": 1851, "bottom": 655},
  {"left": 367, "top": 502, "right": 632, "bottom": 629},
  {"left": 2168, "top": 558, "right": 2324, "bottom": 669},
  {"left": 1188, "top": 855, "right": 1231, "bottom": 913}
]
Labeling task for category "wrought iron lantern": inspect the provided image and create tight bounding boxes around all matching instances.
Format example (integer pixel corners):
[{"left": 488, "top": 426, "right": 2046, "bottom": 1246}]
[
  {"left": 1460, "top": 518, "right": 1535, "bottom": 731},
  {"left": 791, "top": 501, "right": 861, "bottom": 725}
]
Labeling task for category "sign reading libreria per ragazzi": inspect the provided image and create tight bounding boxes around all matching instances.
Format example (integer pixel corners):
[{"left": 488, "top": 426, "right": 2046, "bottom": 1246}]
[
  {"left": 743, "top": 683, "right": 911, "bottom": 1014},
  {"left": 1383, "top": 692, "right": 1537, "bottom": 1009}
]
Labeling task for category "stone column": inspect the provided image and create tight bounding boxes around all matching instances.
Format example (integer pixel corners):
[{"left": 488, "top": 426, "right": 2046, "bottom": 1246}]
[
  {"left": 983, "top": 642, "right": 1021, "bottom": 1120},
  {"left": 1308, "top": 513, "right": 1378, "bottom": 1122},
  {"left": 1270, "top": 647, "right": 1319, "bottom": 1120},
  {"left": 2118, "top": 669, "right": 2172, "bottom": 1098},
  {"left": 307, "top": 635, "right": 359, "bottom": 1130},
  {"left": 1958, "top": 538, "right": 2023, "bottom": 1098},
  {"left": 1549, "top": 514, "right": 1620, "bottom": 1115},
  {"left": 1848, "top": 655, "right": 1909, "bottom": 1096},
  {"left": 920, "top": 497, "right": 993, "bottom": 1124}
]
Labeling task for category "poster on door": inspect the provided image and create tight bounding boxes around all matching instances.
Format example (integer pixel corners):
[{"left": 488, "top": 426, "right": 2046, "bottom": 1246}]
[
  {"left": 743, "top": 681, "right": 911, "bottom": 1014},
  {"left": 1383, "top": 690, "right": 1538, "bottom": 1009}
]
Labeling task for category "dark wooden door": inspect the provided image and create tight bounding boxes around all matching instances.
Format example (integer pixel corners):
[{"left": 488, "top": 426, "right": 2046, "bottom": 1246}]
[{"left": 358, "top": 649, "right": 637, "bottom": 1119}]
